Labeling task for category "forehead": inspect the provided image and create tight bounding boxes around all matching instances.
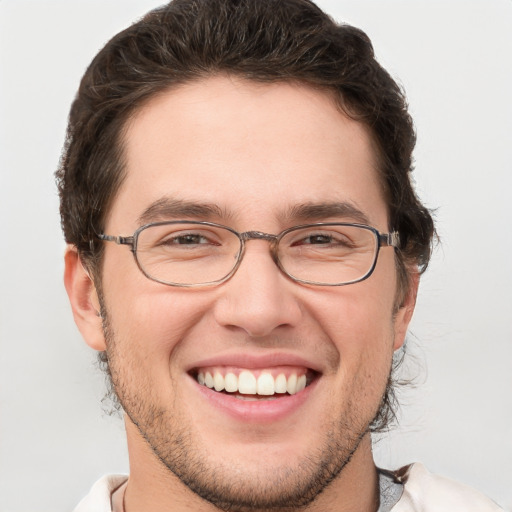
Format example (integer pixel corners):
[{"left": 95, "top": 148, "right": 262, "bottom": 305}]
[{"left": 109, "top": 76, "right": 387, "bottom": 231}]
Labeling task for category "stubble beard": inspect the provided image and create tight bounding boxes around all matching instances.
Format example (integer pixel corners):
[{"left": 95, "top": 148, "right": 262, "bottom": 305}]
[{"left": 100, "top": 305, "right": 388, "bottom": 512}]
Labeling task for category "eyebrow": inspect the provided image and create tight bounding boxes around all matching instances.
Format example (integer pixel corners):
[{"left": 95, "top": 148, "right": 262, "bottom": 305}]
[
  {"left": 283, "top": 201, "right": 371, "bottom": 225},
  {"left": 137, "top": 197, "right": 229, "bottom": 225},
  {"left": 137, "top": 197, "right": 371, "bottom": 227}
]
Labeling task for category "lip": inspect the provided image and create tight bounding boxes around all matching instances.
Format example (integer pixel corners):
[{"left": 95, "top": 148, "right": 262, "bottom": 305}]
[
  {"left": 193, "top": 375, "right": 319, "bottom": 423},
  {"left": 185, "top": 352, "right": 322, "bottom": 423},
  {"left": 186, "top": 352, "right": 323, "bottom": 422},
  {"left": 187, "top": 351, "right": 324, "bottom": 373}
]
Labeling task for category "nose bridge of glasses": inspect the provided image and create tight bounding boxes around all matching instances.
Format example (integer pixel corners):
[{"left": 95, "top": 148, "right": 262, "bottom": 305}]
[
  {"left": 240, "top": 231, "right": 278, "bottom": 242},
  {"left": 238, "top": 231, "right": 280, "bottom": 263}
]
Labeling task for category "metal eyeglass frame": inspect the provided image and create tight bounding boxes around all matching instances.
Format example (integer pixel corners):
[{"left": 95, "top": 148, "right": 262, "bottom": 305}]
[{"left": 97, "top": 220, "right": 400, "bottom": 288}]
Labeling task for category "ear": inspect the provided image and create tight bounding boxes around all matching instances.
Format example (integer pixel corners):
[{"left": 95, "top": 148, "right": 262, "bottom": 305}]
[
  {"left": 393, "top": 269, "right": 419, "bottom": 351},
  {"left": 64, "top": 245, "right": 106, "bottom": 351}
]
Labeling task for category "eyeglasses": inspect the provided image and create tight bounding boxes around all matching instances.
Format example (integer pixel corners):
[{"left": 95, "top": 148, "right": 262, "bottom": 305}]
[{"left": 97, "top": 221, "right": 399, "bottom": 287}]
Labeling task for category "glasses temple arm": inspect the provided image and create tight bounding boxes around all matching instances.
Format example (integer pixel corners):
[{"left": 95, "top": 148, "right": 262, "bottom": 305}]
[
  {"left": 97, "top": 234, "right": 135, "bottom": 246},
  {"left": 379, "top": 232, "right": 400, "bottom": 248}
]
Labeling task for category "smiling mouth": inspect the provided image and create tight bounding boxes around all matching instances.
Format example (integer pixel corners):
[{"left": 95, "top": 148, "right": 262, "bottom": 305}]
[{"left": 191, "top": 367, "right": 318, "bottom": 400}]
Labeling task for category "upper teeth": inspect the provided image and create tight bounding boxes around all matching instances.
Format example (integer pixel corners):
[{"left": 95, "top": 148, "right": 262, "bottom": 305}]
[{"left": 197, "top": 369, "right": 307, "bottom": 396}]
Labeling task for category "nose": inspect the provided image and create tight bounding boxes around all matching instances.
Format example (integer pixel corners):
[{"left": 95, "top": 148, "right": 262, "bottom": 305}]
[{"left": 212, "top": 241, "right": 303, "bottom": 337}]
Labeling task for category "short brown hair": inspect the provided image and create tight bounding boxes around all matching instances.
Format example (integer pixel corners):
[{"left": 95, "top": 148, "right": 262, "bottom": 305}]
[{"left": 56, "top": 0, "right": 435, "bottom": 429}]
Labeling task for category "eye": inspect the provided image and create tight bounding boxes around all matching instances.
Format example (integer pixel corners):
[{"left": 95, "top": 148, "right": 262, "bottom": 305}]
[
  {"left": 291, "top": 231, "right": 353, "bottom": 248},
  {"left": 138, "top": 224, "right": 229, "bottom": 252},
  {"left": 164, "top": 233, "right": 211, "bottom": 245},
  {"left": 301, "top": 234, "right": 334, "bottom": 245}
]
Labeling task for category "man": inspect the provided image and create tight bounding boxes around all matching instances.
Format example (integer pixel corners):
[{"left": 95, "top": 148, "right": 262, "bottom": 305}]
[{"left": 56, "top": 0, "right": 503, "bottom": 510}]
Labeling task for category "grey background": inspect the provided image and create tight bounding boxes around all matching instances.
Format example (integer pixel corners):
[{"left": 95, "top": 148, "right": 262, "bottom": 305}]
[{"left": 0, "top": 0, "right": 511, "bottom": 510}]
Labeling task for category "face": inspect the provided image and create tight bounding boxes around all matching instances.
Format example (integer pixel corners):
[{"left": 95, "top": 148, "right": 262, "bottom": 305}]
[{"left": 69, "top": 76, "right": 416, "bottom": 510}]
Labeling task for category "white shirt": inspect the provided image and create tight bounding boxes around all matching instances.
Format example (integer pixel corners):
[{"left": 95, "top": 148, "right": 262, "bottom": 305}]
[
  {"left": 393, "top": 464, "right": 504, "bottom": 512},
  {"left": 73, "top": 463, "right": 504, "bottom": 512}
]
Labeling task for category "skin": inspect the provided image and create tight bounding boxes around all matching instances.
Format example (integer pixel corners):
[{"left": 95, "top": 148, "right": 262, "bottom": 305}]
[{"left": 65, "top": 76, "right": 418, "bottom": 512}]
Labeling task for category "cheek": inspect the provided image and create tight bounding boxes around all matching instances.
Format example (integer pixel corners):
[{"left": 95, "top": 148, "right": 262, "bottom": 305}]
[
  {"left": 309, "top": 274, "right": 397, "bottom": 388},
  {"left": 102, "top": 263, "right": 216, "bottom": 370},
  {"left": 314, "top": 283, "right": 396, "bottom": 349},
  {"left": 101, "top": 288, "right": 216, "bottom": 413}
]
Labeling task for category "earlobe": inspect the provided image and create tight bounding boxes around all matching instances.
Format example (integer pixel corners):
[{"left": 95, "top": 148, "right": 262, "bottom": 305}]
[
  {"left": 64, "top": 246, "right": 107, "bottom": 351},
  {"left": 393, "top": 269, "right": 420, "bottom": 351}
]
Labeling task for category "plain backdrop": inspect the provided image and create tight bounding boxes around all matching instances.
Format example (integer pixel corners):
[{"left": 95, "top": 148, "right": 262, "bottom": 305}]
[{"left": 0, "top": 1, "right": 511, "bottom": 510}]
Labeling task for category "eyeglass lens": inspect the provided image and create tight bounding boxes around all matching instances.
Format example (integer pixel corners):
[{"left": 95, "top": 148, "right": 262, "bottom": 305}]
[{"left": 134, "top": 222, "right": 379, "bottom": 286}]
